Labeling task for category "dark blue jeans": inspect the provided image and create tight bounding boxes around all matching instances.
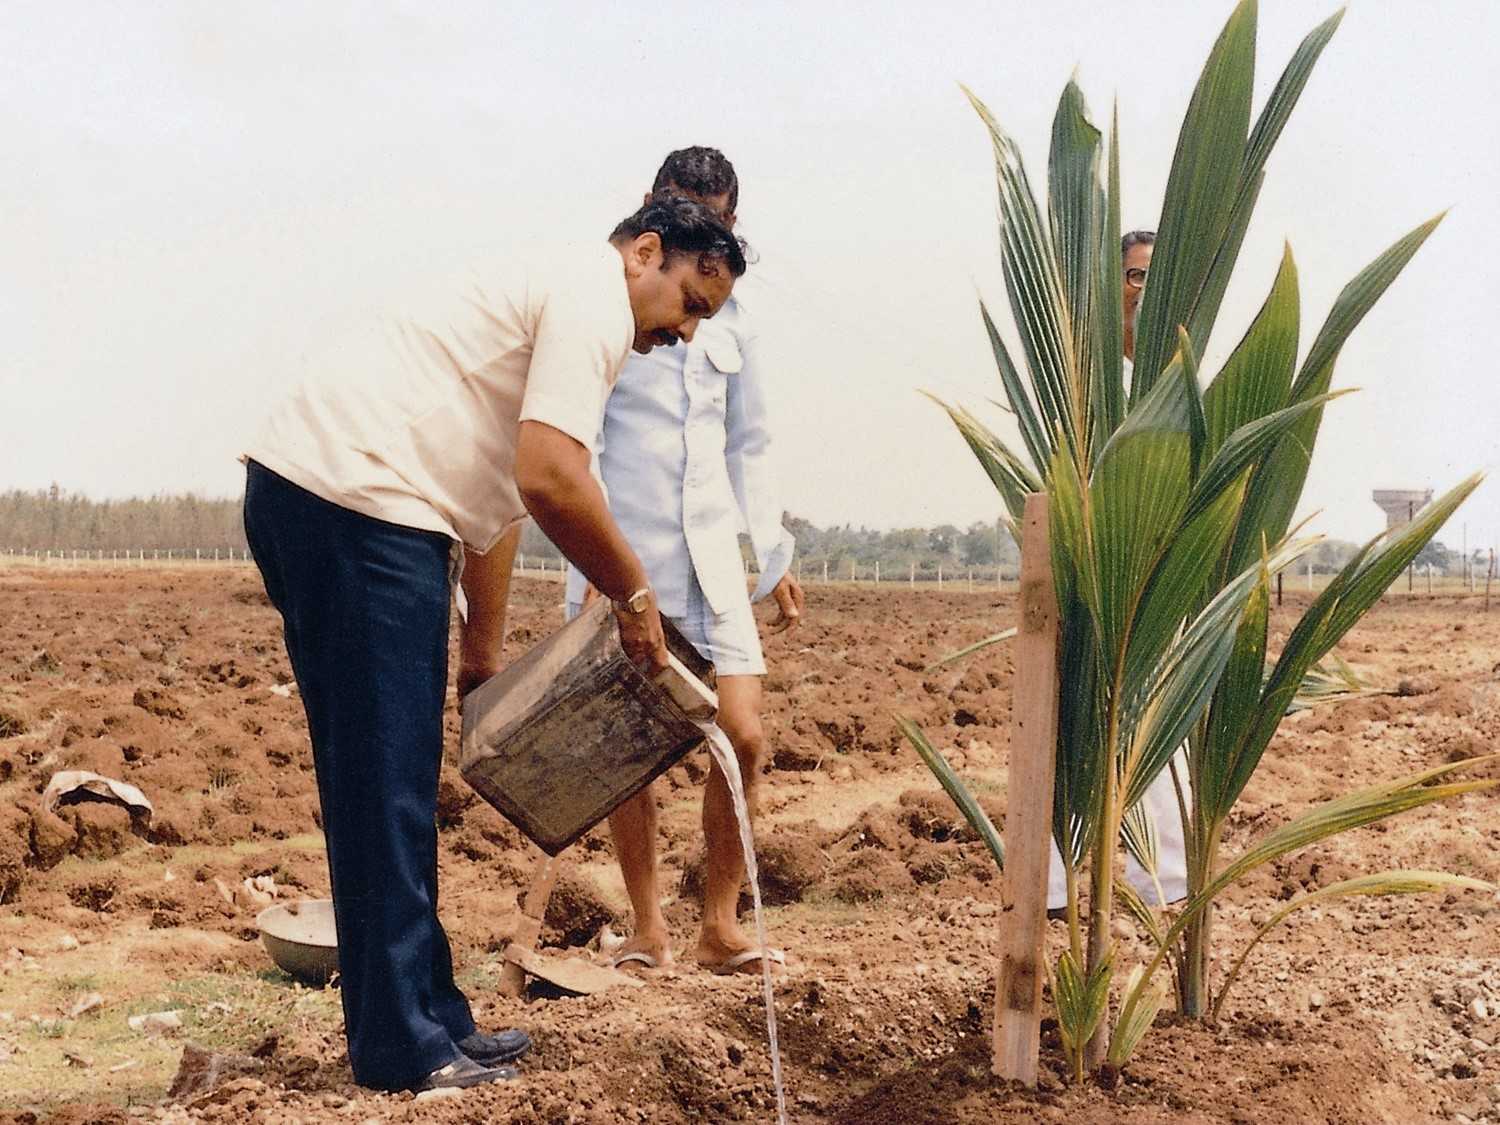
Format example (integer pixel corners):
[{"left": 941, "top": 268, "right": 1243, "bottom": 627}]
[{"left": 243, "top": 461, "right": 475, "bottom": 1090}]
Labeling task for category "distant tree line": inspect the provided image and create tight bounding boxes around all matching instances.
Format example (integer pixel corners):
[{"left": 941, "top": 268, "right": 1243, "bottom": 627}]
[
  {"left": 1, "top": 485, "right": 248, "bottom": 553},
  {"left": 2, "top": 484, "right": 1478, "bottom": 578}
]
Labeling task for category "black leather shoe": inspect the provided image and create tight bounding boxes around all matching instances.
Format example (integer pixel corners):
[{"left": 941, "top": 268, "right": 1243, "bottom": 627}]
[
  {"left": 414, "top": 1053, "right": 519, "bottom": 1091},
  {"left": 457, "top": 1028, "right": 532, "bottom": 1065}
]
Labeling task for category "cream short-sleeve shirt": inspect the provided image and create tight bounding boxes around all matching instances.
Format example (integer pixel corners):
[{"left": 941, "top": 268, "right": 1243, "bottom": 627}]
[{"left": 244, "top": 242, "right": 634, "bottom": 552}]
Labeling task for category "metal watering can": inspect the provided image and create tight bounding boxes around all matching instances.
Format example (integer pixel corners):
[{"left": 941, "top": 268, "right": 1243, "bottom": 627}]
[{"left": 459, "top": 598, "right": 718, "bottom": 855}]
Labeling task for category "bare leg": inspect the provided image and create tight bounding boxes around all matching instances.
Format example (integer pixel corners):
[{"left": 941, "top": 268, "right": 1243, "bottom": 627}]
[
  {"left": 694, "top": 675, "right": 769, "bottom": 970},
  {"left": 606, "top": 782, "right": 673, "bottom": 967}
]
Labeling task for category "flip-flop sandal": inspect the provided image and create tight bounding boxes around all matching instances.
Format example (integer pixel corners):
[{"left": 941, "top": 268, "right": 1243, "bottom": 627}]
[
  {"left": 610, "top": 950, "right": 664, "bottom": 972},
  {"left": 711, "top": 948, "right": 786, "bottom": 976}
]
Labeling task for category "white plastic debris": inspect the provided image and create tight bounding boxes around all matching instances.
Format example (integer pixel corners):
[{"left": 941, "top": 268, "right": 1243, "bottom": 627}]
[
  {"left": 127, "top": 1010, "right": 183, "bottom": 1034},
  {"left": 42, "top": 771, "right": 153, "bottom": 824},
  {"left": 65, "top": 993, "right": 103, "bottom": 1019}
]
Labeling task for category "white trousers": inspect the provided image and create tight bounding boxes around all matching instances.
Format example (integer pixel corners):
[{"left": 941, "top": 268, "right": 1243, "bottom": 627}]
[{"left": 1046, "top": 753, "right": 1189, "bottom": 909}]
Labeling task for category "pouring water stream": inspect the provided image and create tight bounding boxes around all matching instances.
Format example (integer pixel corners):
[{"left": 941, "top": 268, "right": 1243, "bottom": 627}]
[{"left": 698, "top": 721, "right": 787, "bottom": 1125}]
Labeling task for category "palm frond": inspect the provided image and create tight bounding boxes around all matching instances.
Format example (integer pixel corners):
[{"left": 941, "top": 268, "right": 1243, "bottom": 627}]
[
  {"left": 897, "top": 715, "right": 1006, "bottom": 870},
  {"left": 1131, "top": 0, "right": 1256, "bottom": 397},
  {"left": 1212, "top": 870, "right": 1493, "bottom": 1018},
  {"left": 925, "top": 627, "right": 1018, "bottom": 673}
]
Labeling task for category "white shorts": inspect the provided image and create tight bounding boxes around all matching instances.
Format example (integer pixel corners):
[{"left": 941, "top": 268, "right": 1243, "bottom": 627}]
[{"left": 567, "top": 570, "right": 765, "bottom": 677}]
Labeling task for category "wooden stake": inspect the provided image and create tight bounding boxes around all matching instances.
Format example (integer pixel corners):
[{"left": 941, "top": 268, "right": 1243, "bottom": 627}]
[
  {"left": 993, "top": 493, "right": 1060, "bottom": 1085},
  {"left": 498, "top": 850, "right": 562, "bottom": 997},
  {"left": 1486, "top": 549, "right": 1494, "bottom": 613}
]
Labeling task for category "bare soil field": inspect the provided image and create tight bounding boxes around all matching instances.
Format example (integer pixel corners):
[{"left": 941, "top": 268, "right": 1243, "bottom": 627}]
[{"left": 1, "top": 565, "right": 1497, "bottom": 1124}]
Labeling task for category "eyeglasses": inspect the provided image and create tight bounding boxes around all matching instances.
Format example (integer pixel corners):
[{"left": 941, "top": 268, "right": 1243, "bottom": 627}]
[{"left": 1124, "top": 267, "right": 1149, "bottom": 289}]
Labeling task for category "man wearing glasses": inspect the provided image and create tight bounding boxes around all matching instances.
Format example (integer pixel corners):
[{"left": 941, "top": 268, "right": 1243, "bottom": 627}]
[{"left": 1122, "top": 228, "right": 1155, "bottom": 362}]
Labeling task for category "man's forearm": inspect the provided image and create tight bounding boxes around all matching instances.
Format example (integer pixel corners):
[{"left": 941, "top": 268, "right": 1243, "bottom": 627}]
[
  {"left": 460, "top": 534, "right": 518, "bottom": 656},
  {"left": 521, "top": 469, "right": 649, "bottom": 600},
  {"left": 458, "top": 525, "right": 520, "bottom": 683}
]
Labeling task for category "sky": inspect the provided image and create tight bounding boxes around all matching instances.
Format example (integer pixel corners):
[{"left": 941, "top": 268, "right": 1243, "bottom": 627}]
[{"left": 4, "top": 0, "right": 1498, "bottom": 552}]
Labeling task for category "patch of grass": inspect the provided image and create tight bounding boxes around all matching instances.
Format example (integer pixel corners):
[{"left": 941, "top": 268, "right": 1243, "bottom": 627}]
[
  {"left": 456, "top": 958, "right": 506, "bottom": 992},
  {"left": 164, "top": 833, "right": 326, "bottom": 868},
  {"left": 0, "top": 969, "right": 345, "bottom": 1113},
  {"left": 50, "top": 973, "right": 100, "bottom": 998}
]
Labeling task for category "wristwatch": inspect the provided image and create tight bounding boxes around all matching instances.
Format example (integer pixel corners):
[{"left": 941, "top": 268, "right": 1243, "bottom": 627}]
[{"left": 616, "top": 587, "right": 653, "bottom": 614}]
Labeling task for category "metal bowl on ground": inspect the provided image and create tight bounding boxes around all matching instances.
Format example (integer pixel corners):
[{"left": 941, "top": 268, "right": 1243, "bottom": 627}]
[{"left": 256, "top": 899, "right": 339, "bottom": 986}]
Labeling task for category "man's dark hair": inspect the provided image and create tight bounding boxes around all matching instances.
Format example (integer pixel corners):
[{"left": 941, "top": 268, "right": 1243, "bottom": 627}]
[
  {"left": 1122, "top": 229, "right": 1156, "bottom": 255},
  {"left": 611, "top": 197, "right": 747, "bottom": 278},
  {"left": 651, "top": 146, "right": 738, "bottom": 213}
]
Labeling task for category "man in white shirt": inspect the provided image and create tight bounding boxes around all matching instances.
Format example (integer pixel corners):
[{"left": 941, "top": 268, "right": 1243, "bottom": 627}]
[
  {"left": 242, "top": 197, "right": 745, "bottom": 1092},
  {"left": 566, "top": 148, "right": 804, "bottom": 976},
  {"left": 1047, "top": 227, "right": 1189, "bottom": 911}
]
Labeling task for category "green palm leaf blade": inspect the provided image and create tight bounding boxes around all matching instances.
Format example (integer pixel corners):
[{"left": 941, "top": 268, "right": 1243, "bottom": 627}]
[
  {"left": 1055, "top": 949, "right": 1113, "bottom": 1055},
  {"left": 1184, "top": 8, "right": 1344, "bottom": 355},
  {"left": 1132, "top": 0, "right": 1257, "bottom": 398},
  {"left": 1226, "top": 213, "right": 1445, "bottom": 576},
  {"left": 1286, "top": 655, "right": 1380, "bottom": 713},
  {"left": 925, "top": 627, "right": 1018, "bottom": 673},
  {"left": 1294, "top": 212, "right": 1445, "bottom": 402},
  {"left": 1247, "top": 473, "right": 1483, "bottom": 766},
  {"left": 1183, "top": 170, "right": 1263, "bottom": 363},
  {"left": 1212, "top": 869, "right": 1492, "bottom": 1019},
  {"left": 1181, "top": 388, "right": 1352, "bottom": 528},
  {"left": 1210, "top": 757, "right": 1499, "bottom": 908},
  {"left": 1090, "top": 101, "right": 1126, "bottom": 452},
  {"left": 1120, "top": 801, "right": 1160, "bottom": 880},
  {"left": 1122, "top": 485, "right": 1245, "bottom": 694},
  {"left": 1054, "top": 598, "right": 1107, "bottom": 867},
  {"left": 979, "top": 299, "right": 1053, "bottom": 475},
  {"left": 1202, "top": 244, "right": 1300, "bottom": 459},
  {"left": 1179, "top": 327, "right": 1208, "bottom": 478},
  {"left": 1117, "top": 756, "right": 1500, "bottom": 1022},
  {"left": 1047, "top": 447, "right": 1107, "bottom": 866},
  {"left": 1108, "top": 963, "right": 1170, "bottom": 1068},
  {"left": 1241, "top": 9, "right": 1344, "bottom": 194},
  {"left": 1048, "top": 439, "right": 1099, "bottom": 625},
  {"left": 1201, "top": 477, "right": 1476, "bottom": 826},
  {"left": 1116, "top": 879, "right": 1171, "bottom": 951},
  {"left": 1089, "top": 349, "right": 1198, "bottom": 659},
  {"left": 921, "top": 393, "right": 1039, "bottom": 525},
  {"left": 1048, "top": 78, "right": 1105, "bottom": 424},
  {"left": 896, "top": 715, "right": 1006, "bottom": 870},
  {"left": 962, "top": 84, "right": 1082, "bottom": 461},
  {"left": 1200, "top": 560, "right": 1271, "bottom": 821},
  {"left": 1120, "top": 534, "right": 1310, "bottom": 812}
]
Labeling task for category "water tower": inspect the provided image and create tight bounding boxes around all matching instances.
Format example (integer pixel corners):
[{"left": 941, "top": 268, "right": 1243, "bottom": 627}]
[{"left": 1371, "top": 488, "right": 1432, "bottom": 529}]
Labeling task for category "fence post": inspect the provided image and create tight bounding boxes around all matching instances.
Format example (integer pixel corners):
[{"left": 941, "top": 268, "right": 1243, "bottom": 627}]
[
  {"left": 822, "top": 561, "right": 828, "bottom": 584},
  {"left": 910, "top": 561, "right": 915, "bottom": 587},
  {"left": 937, "top": 564, "right": 943, "bottom": 590},
  {"left": 874, "top": 560, "right": 880, "bottom": 585},
  {"left": 993, "top": 493, "right": 1059, "bottom": 1085}
]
